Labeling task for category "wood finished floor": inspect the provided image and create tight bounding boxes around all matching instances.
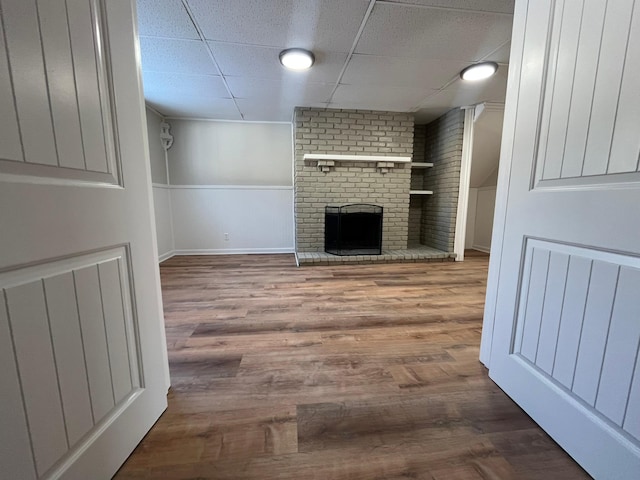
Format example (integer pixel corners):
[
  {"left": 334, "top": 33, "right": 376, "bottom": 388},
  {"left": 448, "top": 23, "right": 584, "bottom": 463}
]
[{"left": 115, "top": 252, "right": 590, "bottom": 479}]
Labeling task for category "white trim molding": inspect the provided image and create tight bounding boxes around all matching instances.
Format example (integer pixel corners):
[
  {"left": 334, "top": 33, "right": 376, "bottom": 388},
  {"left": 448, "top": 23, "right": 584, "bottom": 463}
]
[
  {"left": 453, "top": 106, "right": 476, "bottom": 262},
  {"left": 174, "top": 248, "right": 295, "bottom": 255},
  {"left": 158, "top": 251, "right": 175, "bottom": 263},
  {"left": 471, "top": 245, "right": 491, "bottom": 254},
  {"left": 169, "top": 184, "right": 293, "bottom": 190}
]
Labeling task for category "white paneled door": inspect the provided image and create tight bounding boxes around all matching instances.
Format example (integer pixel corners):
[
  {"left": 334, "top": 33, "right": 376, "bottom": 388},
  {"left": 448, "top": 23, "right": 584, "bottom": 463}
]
[
  {"left": 482, "top": 0, "right": 640, "bottom": 478},
  {"left": 0, "top": 1, "right": 169, "bottom": 479}
]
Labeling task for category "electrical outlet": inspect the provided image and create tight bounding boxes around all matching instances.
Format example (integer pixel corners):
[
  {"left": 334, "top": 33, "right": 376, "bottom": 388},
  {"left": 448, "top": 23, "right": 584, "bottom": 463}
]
[{"left": 224, "top": 233, "right": 230, "bottom": 241}]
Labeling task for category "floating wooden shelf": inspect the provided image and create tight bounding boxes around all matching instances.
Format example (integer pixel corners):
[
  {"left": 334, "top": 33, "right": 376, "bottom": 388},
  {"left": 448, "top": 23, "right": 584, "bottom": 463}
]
[{"left": 410, "top": 190, "right": 434, "bottom": 195}]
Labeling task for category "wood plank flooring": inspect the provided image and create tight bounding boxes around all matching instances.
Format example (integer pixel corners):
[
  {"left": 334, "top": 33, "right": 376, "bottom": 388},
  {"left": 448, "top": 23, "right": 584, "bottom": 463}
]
[{"left": 115, "top": 252, "right": 590, "bottom": 479}]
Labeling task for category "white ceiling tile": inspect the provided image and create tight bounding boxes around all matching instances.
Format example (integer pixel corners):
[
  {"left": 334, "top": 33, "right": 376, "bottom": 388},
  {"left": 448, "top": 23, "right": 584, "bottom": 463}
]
[
  {"left": 139, "top": 37, "right": 218, "bottom": 75},
  {"left": 413, "top": 106, "right": 452, "bottom": 124},
  {"left": 235, "top": 99, "right": 294, "bottom": 122},
  {"left": 342, "top": 54, "right": 465, "bottom": 88},
  {"left": 383, "top": 1, "right": 514, "bottom": 15},
  {"left": 151, "top": 95, "right": 242, "bottom": 119},
  {"left": 419, "top": 67, "right": 508, "bottom": 109},
  {"left": 142, "top": 72, "right": 229, "bottom": 100},
  {"left": 209, "top": 43, "right": 346, "bottom": 83},
  {"left": 136, "top": 0, "right": 199, "bottom": 39},
  {"left": 484, "top": 41, "right": 511, "bottom": 63},
  {"left": 137, "top": 0, "right": 514, "bottom": 121},
  {"left": 186, "top": 0, "right": 370, "bottom": 52},
  {"left": 331, "top": 84, "right": 431, "bottom": 111},
  {"left": 356, "top": 3, "right": 513, "bottom": 61},
  {"left": 225, "top": 77, "right": 334, "bottom": 104},
  {"left": 327, "top": 101, "right": 412, "bottom": 112}
]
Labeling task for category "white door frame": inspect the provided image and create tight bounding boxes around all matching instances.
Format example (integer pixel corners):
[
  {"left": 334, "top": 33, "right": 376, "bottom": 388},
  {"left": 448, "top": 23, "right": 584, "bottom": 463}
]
[{"left": 453, "top": 106, "right": 476, "bottom": 261}]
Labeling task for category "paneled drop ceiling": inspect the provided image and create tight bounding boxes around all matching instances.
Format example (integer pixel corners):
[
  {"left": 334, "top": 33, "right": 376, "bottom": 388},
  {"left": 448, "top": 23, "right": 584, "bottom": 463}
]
[{"left": 137, "top": 0, "right": 513, "bottom": 123}]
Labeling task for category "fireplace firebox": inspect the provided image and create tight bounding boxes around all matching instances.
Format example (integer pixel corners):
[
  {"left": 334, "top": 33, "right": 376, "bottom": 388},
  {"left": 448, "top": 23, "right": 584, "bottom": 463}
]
[{"left": 325, "top": 204, "right": 383, "bottom": 255}]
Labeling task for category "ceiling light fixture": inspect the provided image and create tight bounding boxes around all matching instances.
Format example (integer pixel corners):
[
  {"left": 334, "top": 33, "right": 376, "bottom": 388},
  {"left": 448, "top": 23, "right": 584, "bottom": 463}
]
[
  {"left": 460, "top": 62, "right": 498, "bottom": 81},
  {"left": 279, "top": 48, "right": 315, "bottom": 71}
]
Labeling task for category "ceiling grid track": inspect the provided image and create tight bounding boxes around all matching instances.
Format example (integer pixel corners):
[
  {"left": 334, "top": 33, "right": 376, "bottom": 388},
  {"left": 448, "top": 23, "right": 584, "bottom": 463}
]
[
  {"left": 376, "top": 1, "right": 513, "bottom": 17},
  {"left": 326, "top": 0, "right": 377, "bottom": 106},
  {"left": 180, "top": 0, "right": 244, "bottom": 119}
]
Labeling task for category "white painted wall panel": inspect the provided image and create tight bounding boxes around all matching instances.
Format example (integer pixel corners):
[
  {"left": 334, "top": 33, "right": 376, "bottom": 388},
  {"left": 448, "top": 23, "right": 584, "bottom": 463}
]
[
  {"left": 560, "top": 0, "right": 607, "bottom": 178},
  {"left": 535, "top": 251, "right": 569, "bottom": 374},
  {"left": 472, "top": 187, "right": 496, "bottom": 252},
  {"left": 0, "top": 293, "right": 36, "bottom": 480},
  {"left": 67, "top": 0, "right": 109, "bottom": 173},
  {"left": 98, "top": 260, "right": 133, "bottom": 403},
  {"left": 515, "top": 241, "right": 640, "bottom": 441},
  {"left": 168, "top": 120, "right": 293, "bottom": 186},
  {"left": 146, "top": 107, "right": 167, "bottom": 184},
  {"left": 537, "top": 0, "right": 640, "bottom": 181},
  {"left": 153, "top": 186, "right": 174, "bottom": 259},
  {"left": 552, "top": 256, "right": 592, "bottom": 388},
  {"left": 595, "top": 267, "right": 640, "bottom": 426},
  {"left": 74, "top": 266, "right": 115, "bottom": 423},
  {"left": 44, "top": 273, "right": 94, "bottom": 446},
  {"left": 5, "top": 281, "right": 68, "bottom": 475},
  {"left": 0, "top": 18, "right": 22, "bottom": 163},
  {"left": 465, "top": 188, "right": 478, "bottom": 249},
  {"left": 0, "top": 0, "right": 119, "bottom": 182},
  {"left": 572, "top": 261, "right": 619, "bottom": 406},
  {"left": 2, "top": 0, "right": 58, "bottom": 166},
  {"left": 624, "top": 353, "right": 640, "bottom": 440},
  {"left": 519, "top": 248, "right": 550, "bottom": 362},
  {"left": 0, "top": 247, "right": 144, "bottom": 478},
  {"left": 609, "top": 5, "right": 640, "bottom": 174},
  {"left": 171, "top": 187, "right": 294, "bottom": 253},
  {"left": 582, "top": 0, "right": 634, "bottom": 177},
  {"left": 38, "top": 0, "right": 86, "bottom": 170},
  {"left": 541, "top": 0, "right": 582, "bottom": 180}
]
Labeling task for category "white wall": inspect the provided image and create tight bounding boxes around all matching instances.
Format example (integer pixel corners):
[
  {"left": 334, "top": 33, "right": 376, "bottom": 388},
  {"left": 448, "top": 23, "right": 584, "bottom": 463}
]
[
  {"left": 465, "top": 188, "right": 478, "bottom": 249},
  {"left": 171, "top": 187, "right": 293, "bottom": 254},
  {"left": 471, "top": 186, "right": 496, "bottom": 252},
  {"left": 152, "top": 186, "right": 174, "bottom": 260},
  {"left": 163, "top": 119, "right": 294, "bottom": 255},
  {"left": 146, "top": 107, "right": 167, "bottom": 184},
  {"left": 465, "top": 104, "right": 502, "bottom": 253},
  {"left": 146, "top": 107, "right": 174, "bottom": 261},
  {"left": 168, "top": 120, "right": 293, "bottom": 186},
  {"left": 469, "top": 107, "right": 503, "bottom": 188}
]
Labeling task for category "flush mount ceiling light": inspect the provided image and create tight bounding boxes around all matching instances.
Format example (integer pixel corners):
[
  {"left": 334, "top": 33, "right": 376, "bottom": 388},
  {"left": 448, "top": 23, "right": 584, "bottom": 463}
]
[
  {"left": 460, "top": 62, "right": 498, "bottom": 81},
  {"left": 279, "top": 48, "right": 315, "bottom": 71}
]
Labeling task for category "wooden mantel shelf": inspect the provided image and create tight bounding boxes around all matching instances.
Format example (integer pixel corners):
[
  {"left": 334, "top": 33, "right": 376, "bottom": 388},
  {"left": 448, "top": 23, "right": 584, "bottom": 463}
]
[
  {"left": 411, "top": 162, "right": 434, "bottom": 168},
  {"left": 410, "top": 190, "right": 434, "bottom": 195},
  {"left": 303, "top": 154, "right": 412, "bottom": 173},
  {"left": 303, "top": 154, "right": 412, "bottom": 163}
]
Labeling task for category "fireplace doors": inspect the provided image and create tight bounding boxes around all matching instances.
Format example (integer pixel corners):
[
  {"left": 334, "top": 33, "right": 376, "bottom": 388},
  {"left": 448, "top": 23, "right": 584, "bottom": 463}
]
[{"left": 324, "top": 204, "right": 383, "bottom": 255}]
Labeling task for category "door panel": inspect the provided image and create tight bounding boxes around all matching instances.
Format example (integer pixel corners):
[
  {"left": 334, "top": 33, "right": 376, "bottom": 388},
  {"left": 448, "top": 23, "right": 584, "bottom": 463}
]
[
  {"left": 0, "top": 0, "right": 118, "bottom": 185},
  {"left": 0, "top": 0, "right": 168, "bottom": 478},
  {"left": 511, "top": 239, "right": 640, "bottom": 437},
  {"left": 485, "top": 0, "right": 640, "bottom": 477}
]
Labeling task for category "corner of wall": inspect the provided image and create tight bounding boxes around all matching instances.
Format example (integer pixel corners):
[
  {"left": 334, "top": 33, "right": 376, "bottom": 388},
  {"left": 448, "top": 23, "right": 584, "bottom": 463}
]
[{"left": 420, "top": 108, "right": 466, "bottom": 253}]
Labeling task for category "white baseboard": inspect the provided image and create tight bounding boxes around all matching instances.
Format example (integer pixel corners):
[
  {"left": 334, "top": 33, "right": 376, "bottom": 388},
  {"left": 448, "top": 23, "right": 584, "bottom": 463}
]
[
  {"left": 158, "top": 251, "right": 176, "bottom": 263},
  {"left": 472, "top": 245, "right": 491, "bottom": 253},
  {"left": 172, "top": 248, "right": 295, "bottom": 255}
]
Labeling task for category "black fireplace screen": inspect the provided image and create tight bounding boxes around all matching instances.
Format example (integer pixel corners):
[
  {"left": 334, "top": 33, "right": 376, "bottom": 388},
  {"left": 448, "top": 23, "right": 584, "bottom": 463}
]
[{"left": 325, "top": 204, "right": 383, "bottom": 256}]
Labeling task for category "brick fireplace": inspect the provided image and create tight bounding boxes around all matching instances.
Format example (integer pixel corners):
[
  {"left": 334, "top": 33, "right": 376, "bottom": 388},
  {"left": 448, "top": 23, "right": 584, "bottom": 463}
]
[
  {"left": 294, "top": 107, "right": 413, "bottom": 252},
  {"left": 293, "top": 106, "right": 462, "bottom": 265}
]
